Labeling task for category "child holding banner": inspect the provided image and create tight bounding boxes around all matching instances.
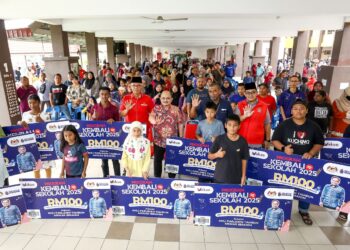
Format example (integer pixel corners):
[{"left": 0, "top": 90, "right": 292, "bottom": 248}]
[
  {"left": 59, "top": 125, "right": 89, "bottom": 178},
  {"left": 121, "top": 121, "right": 150, "bottom": 179}
]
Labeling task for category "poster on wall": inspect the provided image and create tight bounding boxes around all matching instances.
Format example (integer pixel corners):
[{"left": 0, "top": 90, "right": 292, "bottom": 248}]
[
  {"left": 20, "top": 178, "right": 113, "bottom": 219},
  {"left": 0, "top": 133, "right": 41, "bottom": 176},
  {"left": 165, "top": 137, "right": 215, "bottom": 179},
  {"left": 247, "top": 149, "right": 350, "bottom": 214},
  {"left": 320, "top": 138, "right": 350, "bottom": 165},
  {"left": 193, "top": 183, "right": 293, "bottom": 231},
  {"left": 110, "top": 176, "right": 197, "bottom": 219},
  {"left": 0, "top": 185, "right": 29, "bottom": 229}
]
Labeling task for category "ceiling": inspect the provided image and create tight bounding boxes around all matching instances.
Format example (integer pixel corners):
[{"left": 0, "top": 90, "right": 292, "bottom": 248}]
[{"left": 1, "top": 0, "right": 350, "bottom": 48}]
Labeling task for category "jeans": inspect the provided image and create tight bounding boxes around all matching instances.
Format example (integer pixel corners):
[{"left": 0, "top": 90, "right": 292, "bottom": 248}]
[
  {"left": 52, "top": 105, "right": 72, "bottom": 120},
  {"left": 40, "top": 101, "right": 51, "bottom": 112},
  {"left": 298, "top": 201, "right": 310, "bottom": 213},
  {"left": 154, "top": 144, "right": 176, "bottom": 178},
  {"left": 101, "top": 159, "right": 120, "bottom": 177}
]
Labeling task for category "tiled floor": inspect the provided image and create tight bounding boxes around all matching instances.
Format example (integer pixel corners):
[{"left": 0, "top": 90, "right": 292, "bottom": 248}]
[{"left": 2, "top": 159, "right": 350, "bottom": 250}]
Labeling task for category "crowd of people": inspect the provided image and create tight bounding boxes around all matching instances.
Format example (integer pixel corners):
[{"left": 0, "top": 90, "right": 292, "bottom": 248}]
[{"left": 1, "top": 57, "right": 350, "bottom": 226}]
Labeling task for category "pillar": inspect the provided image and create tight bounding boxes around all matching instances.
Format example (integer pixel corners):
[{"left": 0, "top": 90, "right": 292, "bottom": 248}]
[
  {"left": 85, "top": 32, "right": 99, "bottom": 76},
  {"left": 129, "top": 43, "right": 135, "bottom": 66},
  {"left": 319, "top": 22, "right": 350, "bottom": 101},
  {"left": 134, "top": 44, "right": 141, "bottom": 66},
  {"left": 252, "top": 40, "right": 265, "bottom": 66},
  {"left": 106, "top": 37, "right": 115, "bottom": 71},
  {"left": 50, "top": 25, "right": 69, "bottom": 57},
  {"left": 141, "top": 45, "right": 146, "bottom": 62},
  {"left": 220, "top": 46, "right": 225, "bottom": 64},
  {"left": 235, "top": 44, "right": 244, "bottom": 78},
  {"left": 243, "top": 42, "right": 250, "bottom": 73},
  {"left": 316, "top": 30, "right": 326, "bottom": 60},
  {"left": 0, "top": 19, "right": 21, "bottom": 125},
  {"left": 292, "top": 30, "right": 312, "bottom": 74},
  {"left": 269, "top": 37, "right": 281, "bottom": 75}
]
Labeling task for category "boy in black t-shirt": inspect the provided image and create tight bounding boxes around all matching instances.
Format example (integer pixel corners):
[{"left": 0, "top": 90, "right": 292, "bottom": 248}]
[
  {"left": 272, "top": 99, "right": 324, "bottom": 225},
  {"left": 208, "top": 114, "right": 249, "bottom": 185},
  {"left": 49, "top": 73, "right": 71, "bottom": 120}
]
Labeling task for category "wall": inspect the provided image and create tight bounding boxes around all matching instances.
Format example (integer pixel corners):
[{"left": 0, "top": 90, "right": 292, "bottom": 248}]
[{"left": 152, "top": 47, "right": 208, "bottom": 60}]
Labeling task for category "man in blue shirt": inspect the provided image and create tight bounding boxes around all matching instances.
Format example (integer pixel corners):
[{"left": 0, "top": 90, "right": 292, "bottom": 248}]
[
  {"left": 229, "top": 83, "right": 246, "bottom": 111},
  {"left": 224, "top": 60, "right": 237, "bottom": 78},
  {"left": 89, "top": 190, "right": 107, "bottom": 218},
  {"left": 320, "top": 176, "right": 345, "bottom": 210},
  {"left": 186, "top": 77, "right": 210, "bottom": 116},
  {"left": 174, "top": 191, "right": 192, "bottom": 219},
  {"left": 54, "top": 132, "right": 64, "bottom": 159},
  {"left": 264, "top": 200, "right": 284, "bottom": 231},
  {"left": 16, "top": 146, "right": 36, "bottom": 173},
  {"left": 0, "top": 199, "right": 21, "bottom": 227}
]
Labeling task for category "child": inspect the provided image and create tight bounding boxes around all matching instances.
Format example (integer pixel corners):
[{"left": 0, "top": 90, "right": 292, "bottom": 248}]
[
  {"left": 196, "top": 101, "right": 225, "bottom": 144},
  {"left": 152, "top": 83, "right": 163, "bottom": 105},
  {"left": 121, "top": 121, "right": 150, "bottom": 179},
  {"left": 108, "top": 82, "right": 119, "bottom": 103},
  {"left": 208, "top": 114, "right": 249, "bottom": 185},
  {"left": 59, "top": 125, "right": 89, "bottom": 178},
  {"left": 82, "top": 96, "right": 97, "bottom": 120}
]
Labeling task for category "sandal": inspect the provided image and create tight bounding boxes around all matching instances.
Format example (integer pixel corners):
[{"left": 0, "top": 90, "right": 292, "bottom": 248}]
[
  {"left": 299, "top": 211, "right": 313, "bottom": 225},
  {"left": 337, "top": 212, "right": 348, "bottom": 222}
]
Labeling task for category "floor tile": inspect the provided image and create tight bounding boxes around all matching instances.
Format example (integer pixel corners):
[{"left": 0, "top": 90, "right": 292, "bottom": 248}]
[
  {"left": 49, "top": 236, "right": 80, "bottom": 250},
  {"left": 251, "top": 230, "right": 280, "bottom": 244},
  {"left": 297, "top": 226, "right": 332, "bottom": 244},
  {"left": 75, "top": 237, "right": 104, "bottom": 250},
  {"left": 153, "top": 241, "right": 179, "bottom": 250},
  {"left": 127, "top": 240, "right": 153, "bottom": 250},
  {"left": 101, "top": 239, "right": 129, "bottom": 250},
  {"left": 0, "top": 233, "right": 11, "bottom": 246},
  {"left": 105, "top": 222, "right": 134, "bottom": 240},
  {"left": 256, "top": 244, "right": 284, "bottom": 250},
  {"left": 276, "top": 226, "right": 306, "bottom": 244},
  {"left": 227, "top": 228, "right": 255, "bottom": 243},
  {"left": 15, "top": 219, "right": 45, "bottom": 234},
  {"left": 157, "top": 218, "right": 180, "bottom": 224},
  {"left": 283, "top": 245, "right": 310, "bottom": 250},
  {"left": 231, "top": 244, "right": 258, "bottom": 250},
  {"left": 309, "top": 204, "right": 328, "bottom": 211},
  {"left": 24, "top": 235, "right": 56, "bottom": 250},
  {"left": 180, "top": 224, "right": 204, "bottom": 242},
  {"left": 0, "top": 233, "right": 33, "bottom": 250},
  {"left": 130, "top": 223, "right": 156, "bottom": 241},
  {"left": 0, "top": 224, "right": 19, "bottom": 233},
  {"left": 113, "top": 216, "right": 136, "bottom": 223},
  {"left": 59, "top": 220, "right": 90, "bottom": 237},
  {"left": 335, "top": 246, "right": 350, "bottom": 250},
  {"left": 206, "top": 243, "right": 231, "bottom": 250},
  {"left": 203, "top": 226, "right": 229, "bottom": 243},
  {"left": 308, "top": 245, "right": 336, "bottom": 250},
  {"left": 135, "top": 216, "right": 158, "bottom": 223},
  {"left": 309, "top": 212, "right": 341, "bottom": 227},
  {"left": 36, "top": 219, "right": 68, "bottom": 236},
  {"left": 180, "top": 242, "right": 205, "bottom": 250},
  {"left": 320, "top": 227, "right": 350, "bottom": 245},
  {"left": 154, "top": 224, "right": 180, "bottom": 242},
  {"left": 291, "top": 211, "right": 317, "bottom": 227},
  {"left": 83, "top": 220, "right": 111, "bottom": 238}
]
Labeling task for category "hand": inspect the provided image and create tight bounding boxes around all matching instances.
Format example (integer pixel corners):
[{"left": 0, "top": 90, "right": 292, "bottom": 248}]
[
  {"left": 241, "top": 176, "right": 246, "bottom": 186},
  {"left": 81, "top": 171, "right": 86, "bottom": 178},
  {"left": 125, "top": 100, "right": 135, "bottom": 111},
  {"left": 155, "top": 116, "right": 164, "bottom": 125},
  {"left": 34, "top": 114, "right": 42, "bottom": 122},
  {"left": 191, "top": 94, "right": 201, "bottom": 108},
  {"left": 142, "top": 172, "right": 149, "bottom": 180},
  {"left": 243, "top": 105, "right": 254, "bottom": 118},
  {"left": 319, "top": 202, "right": 323, "bottom": 207},
  {"left": 92, "top": 109, "right": 97, "bottom": 120},
  {"left": 198, "top": 137, "right": 205, "bottom": 144},
  {"left": 20, "top": 121, "right": 29, "bottom": 128},
  {"left": 264, "top": 226, "right": 267, "bottom": 231},
  {"left": 278, "top": 227, "right": 281, "bottom": 231},
  {"left": 60, "top": 172, "right": 65, "bottom": 178},
  {"left": 216, "top": 147, "right": 226, "bottom": 158},
  {"left": 264, "top": 141, "right": 271, "bottom": 149},
  {"left": 284, "top": 144, "right": 293, "bottom": 155},
  {"left": 106, "top": 119, "right": 114, "bottom": 124},
  {"left": 302, "top": 152, "right": 313, "bottom": 159},
  {"left": 336, "top": 206, "right": 340, "bottom": 211},
  {"left": 127, "top": 169, "right": 133, "bottom": 177},
  {"left": 346, "top": 111, "right": 350, "bottom": 119}
]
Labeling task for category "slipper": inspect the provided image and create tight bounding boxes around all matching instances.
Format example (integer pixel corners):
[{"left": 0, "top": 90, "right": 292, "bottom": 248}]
[
  {"left": 337, "top": 213, "right": 348, "bottom": 222},
  {"left": 299, "top": 211, "right": 313, "bottom": 225}
]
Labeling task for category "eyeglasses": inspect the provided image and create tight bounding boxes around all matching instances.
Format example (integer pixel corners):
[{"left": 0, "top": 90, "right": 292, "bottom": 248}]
[
  {"left": 245, "top": 91, "right": 257, "bottom": 95},
  {"left": 161, "top": 97, "right": 172, "bottom": 100}
]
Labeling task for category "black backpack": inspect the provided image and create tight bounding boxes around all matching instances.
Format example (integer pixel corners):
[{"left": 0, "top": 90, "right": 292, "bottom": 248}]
[{"left": 39, "top": 82, "right": 46, "bottom": 94}]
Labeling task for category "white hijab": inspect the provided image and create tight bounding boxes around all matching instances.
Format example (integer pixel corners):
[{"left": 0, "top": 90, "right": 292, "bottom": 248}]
[{"left": 123, "top": 121, "right": 149, "bottom": 160}]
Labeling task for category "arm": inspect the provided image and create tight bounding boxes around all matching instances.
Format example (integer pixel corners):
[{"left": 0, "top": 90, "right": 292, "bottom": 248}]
[
  {"left": 279, "top": 106, "right": 286, "bottom": 121},
  {"left": 241, "top": 159, "right": 247, "bottom": 185},
  {"left": 49, "top": 93, "right": 54, "bottom": 106},
  {"left": 149, "top": 110, "right": 156, "bottom": 125},
  {"left": 303, "top": 144, "right": 323, "bottom": 159},
  {"left": 60, "top": 158, "right": 65, "bottom": 178},
  {"left": 142, "top": 144, "right": 151, "bottom": 178},
  {"left": 81, "top": 153, "right": 89, "bottom": 178}
]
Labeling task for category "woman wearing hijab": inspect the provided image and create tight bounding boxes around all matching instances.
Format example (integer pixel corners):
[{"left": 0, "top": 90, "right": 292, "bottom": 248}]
[
  {"left": 330, "top": 87, "right": 350, "bottom": 137},
  {"left": 83, "top": 72, "right": 100, "bottom": 98}
]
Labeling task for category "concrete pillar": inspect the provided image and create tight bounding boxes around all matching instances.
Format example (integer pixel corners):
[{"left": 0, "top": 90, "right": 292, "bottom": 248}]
[
  {"left": 316, "top": 30, "right": 326, "bottom": 60},
  {"left": 85, "top": 32, "right": 99, "bottom": 76},
  {"left": 129, "top": 43, "right": 135, "bottom": 66},
  {"left": 50, "top": 25, "right": 69, "bottom": 57},
  {"left": 220, "top": 46, "right": 225, "bottom": 64},
  {"left": 141, "top": 45, "right": 146, "bottom": 62},
  {"left": 0, "top": 19, "right": 21, "bottom": 125},
  {"left": 269, "top": 37, "right": 281, "bottom": 75},
  {"left": 207, "top": 49, "right": 215, "bottom": 60},
  {"left": 252, "top": 40, "right": 265, "bottom": 66},
  {"left": 243, "top": 42, "right": 250, "bottom": 72},
  {"left": 235, "top": 44, "right": 244, "bottom": 78},
  {"left": 134, "top": 44, "right": 141, "bottom": 66},
  {"left": 106, "top": 37, "right": 115, "bottom": 71},
  {"left": 292, "top": 30, "right": 312, "bottom": 74},
  {"left": 319, "top": 22, "right": 350, "bottom": 101}
]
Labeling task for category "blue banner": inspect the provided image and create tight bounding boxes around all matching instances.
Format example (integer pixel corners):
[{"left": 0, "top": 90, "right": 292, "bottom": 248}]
[
  {"left": 111, "top": 176, "right": 197, "bottom": 219},
  {"left": 321, "top": 138, "right": 350, "bottom": 164},
  {"left": 165, "top": 137, "right": 215, "bottom": 179},
  {"left": 20, "top": 178, "right": 113, "bottom": 219},
  {"left": 247, "top": 149, "right": 350, "bottom": 213},
  {"left": 193, "top": 184, "right": 293, "bottom": 230},
  {"left": 0, "top": 134, "right": 41, "bottom": 176},
  {"left": 0, "top": 185, "right": 29, "bottom": 229}
]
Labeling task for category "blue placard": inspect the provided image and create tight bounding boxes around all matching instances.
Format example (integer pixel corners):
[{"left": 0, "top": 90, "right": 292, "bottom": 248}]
[
  {"left": 193, "top": 183, "right": 293, "bottom": 230},
  {"left": 110, "top": 176, "right": 197, "bottom": 219},
  {"left": 0, "top": 134, "right": 41, "bottom": 176},
  {"left": 321, "top": 138, "right": 350, "bottom": 164},
  {"left": 165, "top": 137, "right": 215, "bottom": 179},
  {"left": 20, "top": 178, "right": 113, "bottom": 219},
  {"left": 247, "top": 149, "right": 350, "bottom": 213},
  {"left": 0, "top": 185, "right": 29, "bottom": 229}
]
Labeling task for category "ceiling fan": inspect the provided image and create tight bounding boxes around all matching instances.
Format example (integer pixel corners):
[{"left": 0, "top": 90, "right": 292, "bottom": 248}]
[{"left": 142, "top": 16, "right": 188, "bottom": 23}]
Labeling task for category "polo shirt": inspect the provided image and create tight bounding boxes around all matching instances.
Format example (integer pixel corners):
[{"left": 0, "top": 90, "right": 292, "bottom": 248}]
[
  {"left": 278, "top": 89, "right": 306, "bottom": 119},
  {"left": 92, "top": 102, "right": 119, "bottom": 121},
  {"left": 196, "top": 98, "right": 234, "bottom": 124}
]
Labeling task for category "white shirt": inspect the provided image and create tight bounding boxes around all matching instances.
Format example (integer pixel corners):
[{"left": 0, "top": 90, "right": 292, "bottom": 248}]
[{"left": 22, "top": 111, "right": 51, "bottom": 124}]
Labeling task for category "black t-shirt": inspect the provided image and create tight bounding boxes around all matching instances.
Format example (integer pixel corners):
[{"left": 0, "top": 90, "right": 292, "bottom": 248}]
[
  {"left": 272, "top": 118, "right": 324, "bottom": 155},
  {"left": 50, "top": 84, "right": 68, "bottom": 106},
  {"left": 210, "top": 134, "right": 249, "bottom": 184},
  {"left": 307, "top": 101, "right": 333, "bottom": 133}
]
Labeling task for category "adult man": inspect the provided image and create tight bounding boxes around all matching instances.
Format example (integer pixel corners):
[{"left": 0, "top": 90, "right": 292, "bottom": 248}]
[
  {"left": 257, "top": 83, "right": 277, "bottom": 119},
  {"left": 224, "top": 60, "right": 237, "bottom": 78},
  {"left": 16, "top": 76, "right": 37, "bottom": 114},
  {"left": 264, "top": 200, "right": 284, "bottom": 231},
  {"left": 190, "top": 83, "right": 233, "bottom": 125},
  {"left": 34, "top": 72, "right": 53, "bottom": 111},
  {"left": 63, "top": 71, "right": 75, "bottom": 87},
  {"left": 272, "top": 99, "right": 324, "bottom": 225},
  {"left": 89, "top": 190, "right": 107, "bottom": 218},
  {"left": 212, "top": 62, "right": 225, "bottom": 85},
  {"left": 92, "top": 87, "right": 120, "bottom": 177},
  {"left": 151, "top": 71, "right": 165, "bottom": 88},
  {"left": 229, "top": 83, "right": 246, "bottom": 111},
  {"left": 149, "top": 91, "right": 183, "bottom": 178},
  {"left": 0, "top": 199, "right": 21, "bottom": 227},
  {"left": 186, "top": 77, "right": 209, "bottom": 117},
  {"left": 278, "top": 75, "right": 306, "bottom": 122},
  {"left": 120, "top": 77, "right": 154, "bottom": 140},
  {"left": 320, "top": 176, "right": 345, "bottom": 210},
  {"left": 49, "top": 73, "right": 71, "bottom": 120},
  {"left": 16, "top": 146, "right": 36, "bottom": 173},
  {"left": 236, "top": 84, "right": 271, "bottom": 148},
  {"left": 174, "top": 191, "right": 192, "bottom": 220},
  {"left": 256, "top": 63, "right": 265, "bottom": 85}
]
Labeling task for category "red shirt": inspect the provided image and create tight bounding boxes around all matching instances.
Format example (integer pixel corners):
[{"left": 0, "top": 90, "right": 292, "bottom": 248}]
[
  {"left": 17, "top": 85, "right": 37, "bottom": 113},
  {"left": 257, "top": 95, "right": 277, "bottom": 118},
  {"left": 92, "top": 102, "right": 119, "bottom": 121},
  {"left": 79, "top": 69, "right": 86, "bottom": 80}
]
